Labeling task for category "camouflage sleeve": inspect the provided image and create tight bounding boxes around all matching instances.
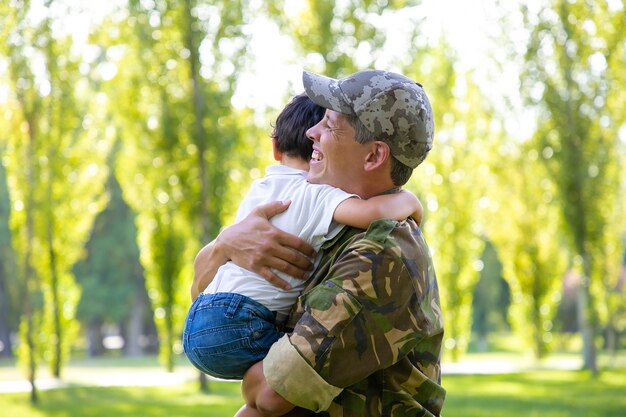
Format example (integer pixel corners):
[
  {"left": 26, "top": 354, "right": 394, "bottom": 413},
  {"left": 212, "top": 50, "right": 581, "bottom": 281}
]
[
  {"left": 265, "top": 219, "right": 440, "bottom": 411},
  {"left": 264, "top": 335, "right": 342, "bottom": 412}
]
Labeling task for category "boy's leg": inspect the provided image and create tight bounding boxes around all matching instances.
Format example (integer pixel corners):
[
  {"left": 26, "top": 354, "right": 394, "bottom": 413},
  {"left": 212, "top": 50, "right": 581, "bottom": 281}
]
[{"left": 184, "top": 293, "right": 280, "bottom": 379}]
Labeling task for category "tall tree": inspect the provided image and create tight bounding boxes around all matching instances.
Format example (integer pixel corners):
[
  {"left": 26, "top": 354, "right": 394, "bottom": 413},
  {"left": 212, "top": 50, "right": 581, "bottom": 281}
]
[
  {"left": 73, "top": 156, "right": 150, "bottom": 357},
  {"left": 520, "top": 0, "right": 626, "bottom": 372},
  {"left": 0, "top": 0, "right": 112, "bottom": 391},
  {"left": 0, "top": 1, "right": 43, "bottom": 401},
  {"left": 92, "top": 0, "right": 262, "bottom": 374},
  {"left": 401, "top": 43, "right": 490, "bottom": 360},
  {"left": 472, "top": 241, "right": 510, "bottom": 350},
  {"left": 487, "top": 140, "right": 567, "bottom": 358}
]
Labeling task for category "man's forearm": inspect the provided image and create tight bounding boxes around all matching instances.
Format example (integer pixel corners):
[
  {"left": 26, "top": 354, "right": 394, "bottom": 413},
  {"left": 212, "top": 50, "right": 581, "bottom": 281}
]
[{"left": 191, "top": 240, "right": 229, "bottom": 300}]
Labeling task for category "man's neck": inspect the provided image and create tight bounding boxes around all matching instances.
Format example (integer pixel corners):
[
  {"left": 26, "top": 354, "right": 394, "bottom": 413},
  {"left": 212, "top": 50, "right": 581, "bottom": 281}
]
[{"left": 352, "top": 172, "right": 397, "bottom": 199}]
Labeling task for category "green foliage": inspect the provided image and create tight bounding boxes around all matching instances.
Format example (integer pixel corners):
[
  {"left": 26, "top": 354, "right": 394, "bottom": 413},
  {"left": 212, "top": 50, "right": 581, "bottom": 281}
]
[
  {"left": 404, "top": 45, "right": 490, "bottom": 360},
  {"left": 519, "top": 0, "right": 626, "bottom": 370},
  {"left": 486, "top": 139, "right": 567, "bottom": 358},
  {"left": 0, "top": 1, "right": 112, "bottom": 380},
  {"left": 88, "top": 0, "right": 266, "bottom": 371},
  {"left": 270, "top": 0, "right": 422, "bottom": 77},
  {"left": 15, "top": 310, "right": 43, "bottom": 382},
  {"left": 73, "top": 172, "right": 144, "bottom": 324}
]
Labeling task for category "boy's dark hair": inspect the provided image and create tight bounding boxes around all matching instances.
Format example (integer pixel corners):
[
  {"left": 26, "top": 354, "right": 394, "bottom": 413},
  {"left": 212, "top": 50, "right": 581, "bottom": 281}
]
[{"left": 272, "top": 93, "right": 325, "bottom": 161}]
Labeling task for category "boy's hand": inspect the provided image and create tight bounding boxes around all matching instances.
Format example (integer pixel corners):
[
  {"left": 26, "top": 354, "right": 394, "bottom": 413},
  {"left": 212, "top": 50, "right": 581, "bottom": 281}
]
[{"left": 215, "top": 201, "right": 315, "bottom": 290}]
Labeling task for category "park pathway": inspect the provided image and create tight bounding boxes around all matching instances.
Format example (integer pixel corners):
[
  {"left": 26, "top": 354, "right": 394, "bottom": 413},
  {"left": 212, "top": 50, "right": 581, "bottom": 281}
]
[{"left": 0, "top": 356, "right": 582, "bottom": 394}]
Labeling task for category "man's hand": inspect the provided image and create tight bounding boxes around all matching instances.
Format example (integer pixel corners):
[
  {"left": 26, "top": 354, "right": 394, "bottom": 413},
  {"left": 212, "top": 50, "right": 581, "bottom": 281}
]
[
  {"left": 192, "top": 201, "right": 316, "bottom": 299},
  {"left": 216, "top": 200, "right": 315, "bottom": 290}
]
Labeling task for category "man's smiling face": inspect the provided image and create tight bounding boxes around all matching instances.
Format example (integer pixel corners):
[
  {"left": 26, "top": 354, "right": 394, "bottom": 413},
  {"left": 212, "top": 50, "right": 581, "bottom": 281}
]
[{"left": 305, "top": 110, "right": 371, "bottom": 195}]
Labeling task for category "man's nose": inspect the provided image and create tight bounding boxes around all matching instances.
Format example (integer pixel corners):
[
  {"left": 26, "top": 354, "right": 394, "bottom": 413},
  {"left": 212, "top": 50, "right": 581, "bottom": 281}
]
[{"left": 306, "top": 126, "right": 317, "bottom": 142}]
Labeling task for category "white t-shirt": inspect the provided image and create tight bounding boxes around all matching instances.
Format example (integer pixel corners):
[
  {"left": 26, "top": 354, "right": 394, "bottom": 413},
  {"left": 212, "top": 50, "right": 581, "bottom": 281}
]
[{"left": 205, "top": 165, "right": 356, "bottom": 316}]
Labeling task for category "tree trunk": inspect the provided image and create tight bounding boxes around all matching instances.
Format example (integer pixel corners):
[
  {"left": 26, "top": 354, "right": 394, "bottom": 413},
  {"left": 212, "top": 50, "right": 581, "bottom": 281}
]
[
  {"left": 87, "top": 319, "right": 105, "bottom": 357},
  {"left": 48, "top": 213, "right": 62, "bottom": 377},
  {"left": 605, "top": 322, "right": 616, "bottom": 355},
  {"left": 0, "top": 159, "right": 14, "bottom": 358},
  {"left": 0, "top": 257, "right": 13, "bottom": 358},
  {"left": 578, "top": 253, "right": 598, "bottom": 374},
  {"left": 183, "top": 0, "right": 211, "bottom": 244},
  {"left": 123, "top": 290, "right": 148, "bottom": 357},
  {"left": 199, "top": 372, "right": 209, "bottom": 392},
  {"left": 23, "top": 113, "right": 38, "bottom": 403},
  {"left": 184, "top": 0, "right": 210, "bottom": 393},
  {"left": 577, "top": 282, "right": 597, "bottom": 373}
]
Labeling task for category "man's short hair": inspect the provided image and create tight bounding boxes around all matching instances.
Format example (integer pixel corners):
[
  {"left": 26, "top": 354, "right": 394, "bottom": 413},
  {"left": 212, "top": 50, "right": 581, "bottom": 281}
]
[
  {"left": 272, "top": 94, "right": 325, "bottom": 162},
  {"left": 346, "top": 112, "right": 413, "bottom": 186}
]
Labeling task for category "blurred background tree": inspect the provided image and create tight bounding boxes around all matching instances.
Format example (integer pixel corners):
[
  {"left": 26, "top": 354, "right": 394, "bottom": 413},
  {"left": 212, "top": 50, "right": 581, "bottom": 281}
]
[
  {"left": 486, "top": 138, "right": 567, "bottom": 359},
  {"left": 471, "top": 241, "right": 510, "bottom": 351},
  {"left": 88, "top": 0, "right": 264, "bottom": 376},
  {"left": 72, "top": 153, "right": 153, "bottom": 358},
  {"left": 0, "top": 0, "right": 113, "bottom": 401},
  {"left": 405, "top": 44, "right": 492, "bottom": 360},
  {"left": 519, "top": 0, "right": 626, "bottom": 373}
]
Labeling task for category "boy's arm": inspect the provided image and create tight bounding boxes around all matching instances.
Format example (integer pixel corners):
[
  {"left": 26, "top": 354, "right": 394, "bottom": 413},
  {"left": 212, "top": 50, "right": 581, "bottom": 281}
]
[
  {"left": 333, "top": 189, "right": 423, "bottom": 229},
  {"left": 191, "top": 240, "right": 227, "bottom": 301},
  {"left": 411, "top": 196, "right": 423, "bottom": 226}
]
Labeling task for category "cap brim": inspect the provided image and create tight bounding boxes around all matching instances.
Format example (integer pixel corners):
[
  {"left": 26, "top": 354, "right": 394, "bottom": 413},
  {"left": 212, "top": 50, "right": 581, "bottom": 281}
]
[{"left": 302, "top": 71, "right": 353, "bottom": 114}]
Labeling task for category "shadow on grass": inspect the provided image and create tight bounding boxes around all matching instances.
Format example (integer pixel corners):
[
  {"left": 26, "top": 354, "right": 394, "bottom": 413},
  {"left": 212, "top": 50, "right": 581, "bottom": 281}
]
[
  {"left": 2, "top": 382, "right": 242, "bottom": 417},
  {"left": 443, "top": 370, "right": 626, "bottom": 417}
]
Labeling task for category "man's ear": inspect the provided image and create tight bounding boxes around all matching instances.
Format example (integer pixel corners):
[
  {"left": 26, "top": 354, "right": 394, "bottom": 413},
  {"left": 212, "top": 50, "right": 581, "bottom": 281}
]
[
  {"left": 364, "top": 141, "right": 390, "bottom": 172},
  {"left": 272, "top": 138, "right": 282, "bottom": 161}
]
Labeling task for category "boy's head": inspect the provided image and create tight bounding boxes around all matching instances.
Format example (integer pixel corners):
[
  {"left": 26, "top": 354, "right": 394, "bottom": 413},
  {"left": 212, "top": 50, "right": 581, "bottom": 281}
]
[{"left": 272, "top": 93, "right": 325, "bottom": 162}]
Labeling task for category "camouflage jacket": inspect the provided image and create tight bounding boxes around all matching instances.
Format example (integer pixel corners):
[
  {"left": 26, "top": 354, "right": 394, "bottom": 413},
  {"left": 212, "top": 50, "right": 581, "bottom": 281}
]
[{"left": 264, "top": 218, "right": 446, "bottom": 417}]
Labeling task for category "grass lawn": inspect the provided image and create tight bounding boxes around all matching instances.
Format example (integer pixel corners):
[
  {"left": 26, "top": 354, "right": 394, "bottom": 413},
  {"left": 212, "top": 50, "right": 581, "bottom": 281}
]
[
  {"left": 0, "top": 381, "right": 243, "bottom": 417},
  {"left": 442, "top": 369, "right": 626, "bottom": 417},
  {"left": 1, "top": 369, "right": 625, "bottom": 417}
]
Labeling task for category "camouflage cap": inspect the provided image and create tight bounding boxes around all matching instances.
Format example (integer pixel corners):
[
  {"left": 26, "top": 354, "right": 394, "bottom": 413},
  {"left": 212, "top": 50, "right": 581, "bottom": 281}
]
[{"left": 303, "top": 69, "right": 434, "bottom": 168}]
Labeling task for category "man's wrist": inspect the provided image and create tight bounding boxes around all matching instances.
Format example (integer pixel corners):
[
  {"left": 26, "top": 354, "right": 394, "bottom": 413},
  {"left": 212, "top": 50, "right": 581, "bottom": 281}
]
[{"left": 213, "top": 235, "right": 231, "bottom": 263}]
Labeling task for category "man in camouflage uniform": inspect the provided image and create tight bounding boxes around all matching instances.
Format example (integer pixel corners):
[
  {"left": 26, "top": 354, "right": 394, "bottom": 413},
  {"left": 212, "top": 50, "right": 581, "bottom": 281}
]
[{"left": 194, "top": 69, "right": 445, "bottom": 417}]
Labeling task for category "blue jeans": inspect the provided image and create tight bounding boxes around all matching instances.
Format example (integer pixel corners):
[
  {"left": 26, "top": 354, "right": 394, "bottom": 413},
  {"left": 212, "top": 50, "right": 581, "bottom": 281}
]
[{"left": 182, "top": 292, "right": 283, "bottom": 380}]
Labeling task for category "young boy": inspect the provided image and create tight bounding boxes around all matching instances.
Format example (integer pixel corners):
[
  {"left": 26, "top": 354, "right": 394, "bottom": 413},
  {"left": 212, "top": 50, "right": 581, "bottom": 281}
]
[{"left": 182, "top": 94, "right": 422, "bottom": 381}]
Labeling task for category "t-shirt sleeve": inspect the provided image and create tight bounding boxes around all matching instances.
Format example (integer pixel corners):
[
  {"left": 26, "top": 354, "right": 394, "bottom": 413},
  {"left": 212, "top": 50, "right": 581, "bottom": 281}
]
[{"left": 295, "top": 184, "right": 357, "bottom": 249}]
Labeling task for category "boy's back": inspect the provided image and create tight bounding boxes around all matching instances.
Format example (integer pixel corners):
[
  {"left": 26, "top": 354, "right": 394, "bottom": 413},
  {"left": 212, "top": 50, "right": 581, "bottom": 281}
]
[{"left": 205, "top": 164, "right": 354, "bottom": 317}]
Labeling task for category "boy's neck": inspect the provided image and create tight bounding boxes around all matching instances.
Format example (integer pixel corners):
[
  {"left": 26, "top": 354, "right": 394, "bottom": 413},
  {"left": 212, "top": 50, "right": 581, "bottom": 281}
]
[{"left": 280, "top": 154, "right": 310, "bottom": 171}]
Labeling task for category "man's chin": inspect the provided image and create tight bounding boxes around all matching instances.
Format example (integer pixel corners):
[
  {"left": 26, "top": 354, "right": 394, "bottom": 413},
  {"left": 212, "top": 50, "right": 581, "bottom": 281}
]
[{"left": 306, "top": 172, "right": 321, "bottom": 184}]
